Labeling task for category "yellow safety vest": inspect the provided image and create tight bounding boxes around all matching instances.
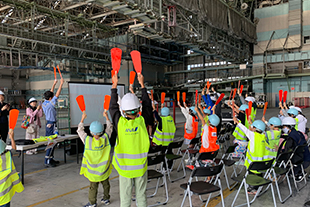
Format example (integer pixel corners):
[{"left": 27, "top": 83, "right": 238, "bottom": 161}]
[
  {"left": 80, "top": 135, "right": 112, "bottom": 182},
  {"left": 244, "top": 132, "right": 274, "bottom": 171},
  {"left": 153, "top": 116, "right": 176, "bottom": 146},
  {"left": 295, "top": 118, "right": 299, "bottom": 131},
  {"left": 265, "top": 130, "right": 281, "bottom": 159},
  {"left": 33, "top": 134, "right": 58, "bottom": 143},
  {"left": 113, "top": 116, "right": 150, "bottom": 178},
  {"left": 233, "top": 117, "right": 249, "bottom": 141},
  {"left": 201, "top": 116, "right": 209, "bottom": 136},
  {"left": 250, "top": 107, "right": 256, "bottom": 122},
  {"left": 0, "top": 151, "right": 24, "bottom": 205}
]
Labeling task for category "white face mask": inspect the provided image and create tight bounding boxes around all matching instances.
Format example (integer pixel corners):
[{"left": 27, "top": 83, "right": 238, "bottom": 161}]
[{"left": 282, "top": 127, "right": 290, "bottom": 134}]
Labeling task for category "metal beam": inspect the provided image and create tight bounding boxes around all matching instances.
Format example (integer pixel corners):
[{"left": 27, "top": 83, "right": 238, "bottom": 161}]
[
  {"left": 0, "top": 5, "right": 11, "bottom": 12},
  {"left": 108, "top": 18, "right": 136, "bottom": 27},
  {"left": 89, "top": 10, "right": 117, "bottom": 19},
  {"left": 61, "top": 1, "right": 95, "bottom": 11},
  {"left": 13, "top": 15, "right": 45, "bottom": 25}
]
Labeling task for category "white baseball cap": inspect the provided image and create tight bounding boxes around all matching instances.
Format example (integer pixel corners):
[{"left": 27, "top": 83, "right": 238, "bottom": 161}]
[{"left": 28, "top": 97, "right": 37, "bottom": 104}]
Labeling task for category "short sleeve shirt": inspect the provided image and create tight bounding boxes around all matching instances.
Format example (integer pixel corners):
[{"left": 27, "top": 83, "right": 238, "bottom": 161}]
[{"left": 42, "top": 96, "right": 58, "bottom": 122}]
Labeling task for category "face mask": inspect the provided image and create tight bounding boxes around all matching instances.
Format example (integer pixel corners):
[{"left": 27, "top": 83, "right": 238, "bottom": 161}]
[{"left": 282, "top": 127, "right": 289, "bottom": 134}]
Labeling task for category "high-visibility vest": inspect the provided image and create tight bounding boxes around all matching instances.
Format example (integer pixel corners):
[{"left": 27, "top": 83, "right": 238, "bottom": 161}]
[
  {"left": 295, "top": 118, "right": 299, "bottom": 131},
  {"left": 199, "top": 124, "right": 219, "bottom": 153},
  {"left": 265, "top": 130, "right": 281, "bottom": 159},
  {"left": 232, "top": 117, "right": 249, "bottom": 141},
  {"left": 244, "top": 132, "right": 274, "bottom": 171},
  {"left": 153, "top": 116, "right": 176, "bottom": 146},
  {"left": 80, "top": 135, "right": 112, "bottom": 182},
  {"left": 250, "top": 107, "right": 256, "bottom": 122},
  {"left": 184, "top": 117, "right": 198, "bottom": 140},
  {"left": 201, "top": 116, "right": 209, "bottom": 136},
  {"left": 113, "top": 116, "right": 150, "bottom": 178},
  {"left": 0, "top": 151, "right": 24, "bottom": 206}
]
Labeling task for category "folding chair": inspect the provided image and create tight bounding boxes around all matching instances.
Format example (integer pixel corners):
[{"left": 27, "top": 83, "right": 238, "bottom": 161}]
[
  {"left": 180, "top": 164, "right": 225, "bottom": 207},
  {"left": 267, "top": 151, "right": 293, "bottom": 203},
  {"left": 164, "top": 140, "right": 186, "bottom": 182},
  {"left": 231, "top": 159, "right": 277, "bottom": 207},
  {"left": 180, "top": 137, "right": 200, "bottom": 161},
  {"left": 147, "top": 154, "right": 169, "bottom": 207},
  {"left": 148, "top": 145, "right": 162, "bottom": 155},
  {"left": 214, "top": 144, "right": 239, "bottom": 190},
  {"left": 286, "top": 144, "right": 308, "bottom": 191}
]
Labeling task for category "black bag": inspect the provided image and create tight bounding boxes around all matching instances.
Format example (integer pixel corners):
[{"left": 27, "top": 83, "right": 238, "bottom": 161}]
[{"left": 14, "top": 139, "right": 35, "bottom": 145}]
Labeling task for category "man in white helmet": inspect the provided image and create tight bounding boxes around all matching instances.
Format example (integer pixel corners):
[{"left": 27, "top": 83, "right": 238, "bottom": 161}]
[
  {"left": 109, "top": 73, "right": 151, "bottom": 207},
  {"left": 0, "top": 90, "right": 10, "bottom": 143}
]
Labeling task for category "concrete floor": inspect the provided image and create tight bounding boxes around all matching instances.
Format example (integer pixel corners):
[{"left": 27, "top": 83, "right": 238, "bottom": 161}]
[{"left": 8, "top": 107, "right": 310, "bottom": 207}]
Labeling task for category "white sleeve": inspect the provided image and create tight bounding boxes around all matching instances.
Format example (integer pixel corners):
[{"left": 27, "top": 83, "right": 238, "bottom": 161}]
[
  {"left": 77, "top": 122, "right": 87, "bottom": 144},
  {"left": 202, "top": 124, "right": 209, "bottom": 149},
  {"left": 238, "top": 123, "right": 255, "bottom": 151}
]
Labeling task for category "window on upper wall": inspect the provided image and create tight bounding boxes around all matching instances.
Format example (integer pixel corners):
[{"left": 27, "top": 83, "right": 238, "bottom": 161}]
[{"left": 304, "top": 36, "right": 310, "bottom": 44}]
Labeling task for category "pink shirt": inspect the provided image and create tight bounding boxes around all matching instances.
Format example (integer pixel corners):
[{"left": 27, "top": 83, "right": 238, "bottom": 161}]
[{"left": 26, "top": 107, "right": 43, "bottom": 128}]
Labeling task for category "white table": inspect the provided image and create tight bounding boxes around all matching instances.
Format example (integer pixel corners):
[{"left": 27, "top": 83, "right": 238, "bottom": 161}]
[{"left": 6, "top": 134, "right": 80, "bottom": 184}]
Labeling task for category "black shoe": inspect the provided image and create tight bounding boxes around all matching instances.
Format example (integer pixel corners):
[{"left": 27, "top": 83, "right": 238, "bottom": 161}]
[
  {"left": 295, "top": 174, "right": 303, "bottom": 182},
  {"left": 45, "top": 162, "right": 56, "bottom": 168},
  {"left": 51, "top": 159, "right": 60, "bottom": 164}
]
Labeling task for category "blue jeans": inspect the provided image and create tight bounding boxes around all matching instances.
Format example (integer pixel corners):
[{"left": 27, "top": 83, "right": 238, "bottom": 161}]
[
  {"left": 45, "top": 121, "right": 56, "bottom": 164},
  {"left": 0, "top": 202, "right": 10, "bottom": 207}
]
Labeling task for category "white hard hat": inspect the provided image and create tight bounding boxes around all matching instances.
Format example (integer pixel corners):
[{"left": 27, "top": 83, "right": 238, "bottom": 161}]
[
  {"left": 250, "top": 97, "right": 255, "bottom": 103},
  {"left": 28, "top": 97, "right": 37, "bottom": 104},
  {"left": 290, "top": 106, "right": 302, "bottom": 113},
  {"left": 282, "top": 117, "right": 296, "bottom": 126},
  {"left": 245, "top": 97, "right": 251, "bottom": 102},
  {"left": 120, "top": 93, "right": 141, "bottom": 112},
  {"left": 0, "top": 90, "right": 4, "bottom": 95},
  {"left": 147, "top": 91, "right": 151, "bottom": 94},
  {"left": 210, "top": 95, "right": 216, "bottom": 101}
]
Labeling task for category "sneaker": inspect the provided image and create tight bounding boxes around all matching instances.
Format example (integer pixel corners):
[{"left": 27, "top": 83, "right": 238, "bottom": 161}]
[
  {"left": 295, "top": 175, "right": 303, "bottom": 182},
  {"left": 83, "top": 203, "right": 97, "bottom": 207},
  {"left": 26, "top": 151, "right": 33, "bottom": 155},
  {"left": 101, "top": 199, "right": 110, "bottom": 205}
]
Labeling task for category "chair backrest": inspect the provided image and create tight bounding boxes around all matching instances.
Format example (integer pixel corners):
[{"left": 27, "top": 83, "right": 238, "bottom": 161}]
[
  {"left": 248, "top": 159, "right": 275, "bottom": 171},
  {"left": 149, "top": 145, "right": 162, "bottom": 154},
  {"left": 189, "top": 137, "right": 200, "bottom": 145},
  {"left": 225, "top": 143, "right": 238, "bottom": 154},
  {"left": 167, "top": 140, "right": 184, "bottom": 151},
  {"left": 276, "top": 151, "right": 292, "bottom": 164},
  {"left": 147, "top": 154, "right": 165, "bottom": 166},
  {"left": 197, "top": 150, "right": 219, "bottom": 161},
  {"left": 192, "top": 164, "right": 224, "bottom": 177},
  {"left": 291, "top": 144, "right": 307, "bottom": 164}
]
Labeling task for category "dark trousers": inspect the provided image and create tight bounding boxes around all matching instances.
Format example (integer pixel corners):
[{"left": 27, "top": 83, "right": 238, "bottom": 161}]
[
  {"left": 45, "top": 121, "right": 56, "bottom": 164},
  {"left": 0, "top": 123, "right": 8, "bottom": 143},
  {"left": 89, "top": 178, "right": 110, "bottom": 204}
]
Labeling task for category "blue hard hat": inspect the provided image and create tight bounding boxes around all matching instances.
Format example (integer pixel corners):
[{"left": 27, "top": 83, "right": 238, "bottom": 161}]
[
  {"left": 89, "top": 121, "right": 104, "bottom": 135},
  {"left": 287, "top": 108, "right": 298, "bottom": 117},
  {"left": 161, "top": 107, "right": 170, "bottom": 116},
  {"left": 0, "top": 139, "right": 6, "bottom": 154},
  {"left": 239, "top": 104, "right": 249, "bottom": 111},
  {"left": 203, "top": 108, "right": 211, "bottom": 115},
  {"left": 189, "top": 106, "right": 197, "bottom": 115},
  {"left": 268, "top": 117, "right": 282, "bottom": 127},
  {"left": 209, "top": 114, "right": 220, "bottom": 127},
  {"left": 251, "top": 120, "right": 266, "bottom": 132}
]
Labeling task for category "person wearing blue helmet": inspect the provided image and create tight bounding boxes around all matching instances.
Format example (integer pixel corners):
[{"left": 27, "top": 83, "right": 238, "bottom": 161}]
[
  {"left": 152, "top": 103, "right": 176, "bottom": 147},
  {"left": 198, "top": 103, "right": 211, "bottom": 136},
  {"left": 279, "top": 102, "right": 300, "bottom": 131},
  {"left": 177, "top": 99, "right": 199, "bottom": 146},
  {"left": 233, "top": 117, "right": 271, "bottom": 169},
  {"left": 77, "top": 110, "right": 113, "bottom": 207},
  {"left": 262, "top": 116, "right": 282, "bottom": 159},
  {"left": 230, "top": 103, "right": 248, "bottom": 158},
  {"left": 196, "top": 105, "right": 220, "bottom": 153}
]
